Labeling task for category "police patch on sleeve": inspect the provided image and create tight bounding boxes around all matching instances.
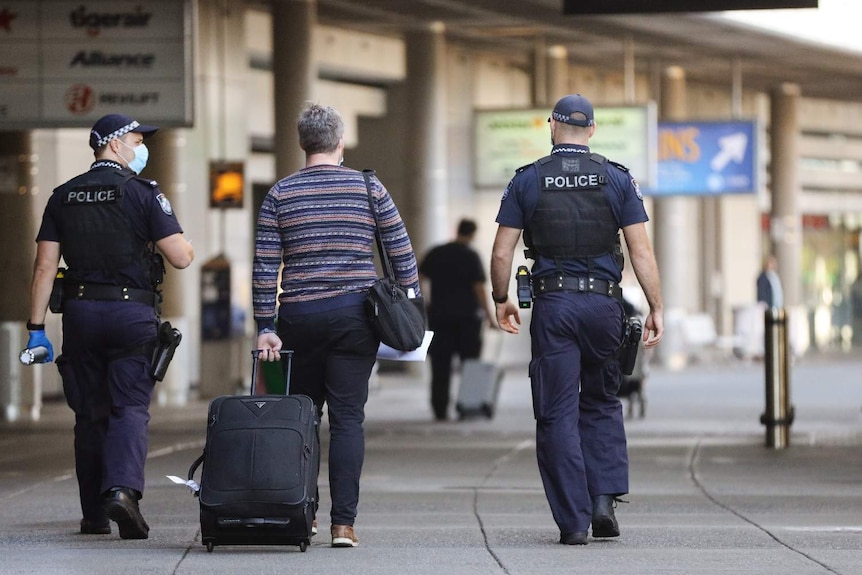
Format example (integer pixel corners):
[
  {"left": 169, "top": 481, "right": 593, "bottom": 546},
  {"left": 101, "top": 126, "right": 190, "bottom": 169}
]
[
  {"left": 156, "top": 193, "right": 174, "bottom": 215},
  {"left": 501, "top": 180, "right": 513, "bottom": 201},
  {"left": 632, "top": 177, "right": 643, "bottom": 201}
]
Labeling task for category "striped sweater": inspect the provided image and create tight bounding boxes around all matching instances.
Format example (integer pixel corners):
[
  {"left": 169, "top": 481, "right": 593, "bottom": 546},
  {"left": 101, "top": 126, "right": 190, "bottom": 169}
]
[{"left": 252, "top": 165, "right": 421, "bottom": 331}]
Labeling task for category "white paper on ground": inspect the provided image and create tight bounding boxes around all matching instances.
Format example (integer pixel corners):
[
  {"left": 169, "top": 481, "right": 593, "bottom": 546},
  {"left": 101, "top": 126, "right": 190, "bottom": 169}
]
[{"left": 376, "top": 330, "right": 434, "bottom": 361}]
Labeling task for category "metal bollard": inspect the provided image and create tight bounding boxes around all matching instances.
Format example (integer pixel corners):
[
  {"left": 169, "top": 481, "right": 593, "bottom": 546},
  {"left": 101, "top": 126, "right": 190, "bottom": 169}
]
[{"left": 760, "top": 307, "right": 794, "bottom": 448}]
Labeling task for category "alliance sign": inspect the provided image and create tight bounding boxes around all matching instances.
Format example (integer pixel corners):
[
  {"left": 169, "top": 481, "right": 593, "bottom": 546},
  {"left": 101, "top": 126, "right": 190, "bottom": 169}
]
[{"left": 0, "top": 1, "right": 193, "bottom": 129}]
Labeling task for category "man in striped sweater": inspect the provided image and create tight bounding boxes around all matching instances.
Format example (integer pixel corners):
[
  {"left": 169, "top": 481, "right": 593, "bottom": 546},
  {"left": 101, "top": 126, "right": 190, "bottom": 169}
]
[{"left": 253, "top": 103, "right": 421, "bottom": 548}]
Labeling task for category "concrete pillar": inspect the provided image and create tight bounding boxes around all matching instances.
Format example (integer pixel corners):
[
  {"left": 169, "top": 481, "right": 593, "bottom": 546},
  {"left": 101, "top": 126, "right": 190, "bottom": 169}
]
[
  {"left": 770, "top": 83, "right": 802, "bottom": 308},
  {"left": 273, "top": 0, "right": 316, "bottom": 177},
  {"left": 405, "top": 22, "right": 448, "bottom": 250},
  {"left": 0, "top": 132, "right": 38, "bottom": 421},
  {"left": 532, "top": 37, "right": 548, "bottom": 106},
  {"left": 147, "top": 130, "right": 192, "bottom": 406},
  {"left": 623, "top": 35, "right": 636, "bottom": 105},
  {"left": 191, "top": 0, "right": 253, "bottom": 398},
  {"left": 546, "top": 45, "right": 569, "bottom": 105},
  {"left": 654, "top": 66, "right": 700, "bottom": 369}
]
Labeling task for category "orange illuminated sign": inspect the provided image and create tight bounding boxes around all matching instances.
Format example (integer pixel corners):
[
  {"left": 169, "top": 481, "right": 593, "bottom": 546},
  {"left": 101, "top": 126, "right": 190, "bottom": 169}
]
[{"left": 209, "top": 161, "right": 244, "bottom": 208}]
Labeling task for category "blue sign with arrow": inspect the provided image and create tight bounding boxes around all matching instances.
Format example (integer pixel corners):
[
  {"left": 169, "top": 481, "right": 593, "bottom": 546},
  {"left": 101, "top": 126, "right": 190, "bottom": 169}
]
[{"left": 652, "top": 120, "right": 758, "bottom": 196}]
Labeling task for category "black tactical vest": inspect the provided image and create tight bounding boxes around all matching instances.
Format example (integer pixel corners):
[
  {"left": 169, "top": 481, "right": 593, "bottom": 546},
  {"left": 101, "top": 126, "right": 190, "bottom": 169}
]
[
  {"left": 524, "top": 153, "right": 619, "bottom": 260},
  {"left": 54, "top": 167, "right": 147, "bottom": 285}
]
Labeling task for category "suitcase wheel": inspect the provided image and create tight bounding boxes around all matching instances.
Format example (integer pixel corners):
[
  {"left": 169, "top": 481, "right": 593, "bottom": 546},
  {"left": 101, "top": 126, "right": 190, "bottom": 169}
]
[
  {"left": 206, "top": 541, "right": 214, "bottom": 553},
  {"left": 299, "top": 540, "right": 308, "bottom": 552}
]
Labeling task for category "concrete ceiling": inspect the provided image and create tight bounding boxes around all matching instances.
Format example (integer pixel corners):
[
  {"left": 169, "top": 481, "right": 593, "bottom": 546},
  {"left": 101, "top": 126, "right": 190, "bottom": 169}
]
[{"left": 312, "top": 0, "right": 862, "bottom": 102}]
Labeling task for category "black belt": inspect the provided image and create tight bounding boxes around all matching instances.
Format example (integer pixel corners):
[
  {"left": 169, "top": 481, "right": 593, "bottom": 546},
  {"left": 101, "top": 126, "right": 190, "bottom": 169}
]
[
  {"left": 533, "top": 274, "right": 622, "bottom": 301},
  {"left": 65, "top": 283, "right": 160, "bottom": 307}
]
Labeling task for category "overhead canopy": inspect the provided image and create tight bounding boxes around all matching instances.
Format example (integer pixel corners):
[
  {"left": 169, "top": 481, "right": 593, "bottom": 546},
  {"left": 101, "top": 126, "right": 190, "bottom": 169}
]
[{"left": 305, "top": 0, "right": 862, "bottom": 102}]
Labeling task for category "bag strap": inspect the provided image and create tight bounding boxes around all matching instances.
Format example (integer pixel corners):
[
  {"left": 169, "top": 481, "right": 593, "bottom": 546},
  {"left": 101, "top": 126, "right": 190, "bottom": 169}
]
[{"left": 362, "top": 169, "right": 395, "bottom": 281}]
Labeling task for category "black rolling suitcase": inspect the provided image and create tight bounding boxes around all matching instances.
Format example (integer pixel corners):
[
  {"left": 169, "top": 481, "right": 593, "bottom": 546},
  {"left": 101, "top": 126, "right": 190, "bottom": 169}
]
[{"left": 188, "top": 350, "right": 319, "bottom": 552}]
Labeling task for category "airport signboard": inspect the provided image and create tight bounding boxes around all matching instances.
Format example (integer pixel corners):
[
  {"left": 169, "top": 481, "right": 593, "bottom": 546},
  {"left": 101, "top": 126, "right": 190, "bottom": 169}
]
[{"left": 0, "top": 1, "right": 193, "bottom": 129}]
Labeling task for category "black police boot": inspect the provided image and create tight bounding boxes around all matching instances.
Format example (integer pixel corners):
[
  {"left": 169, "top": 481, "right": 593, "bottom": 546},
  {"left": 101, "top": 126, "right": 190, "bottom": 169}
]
[
  {"left": 104, "top": 487, "right": 149, "bottom": 540},
  {"left": 80, "top": 518, "right": 111, "bottom": 535},
  {"left": 591, "top": 495, "right": 620, "bottom": 538},
  {"left": 559, "top": 530, "right": 588, "bottom": 545}
]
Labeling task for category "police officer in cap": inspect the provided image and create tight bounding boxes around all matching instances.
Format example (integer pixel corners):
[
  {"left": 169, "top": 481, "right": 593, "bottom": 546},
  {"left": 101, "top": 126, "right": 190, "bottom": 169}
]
[
  {"left": 490, "top": 94, "right": 664, "bottom": 545},
  {"left": 26, "top": 114, "right": 194, "bottom": 539}
]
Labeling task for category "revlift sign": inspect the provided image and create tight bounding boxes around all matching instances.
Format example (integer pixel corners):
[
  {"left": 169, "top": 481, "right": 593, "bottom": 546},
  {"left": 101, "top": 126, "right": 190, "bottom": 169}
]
[
  {"left": 563, "top": 1, "right": 818, "bottom": 14},
  {"left": 0, "top": 1, "right": 193, "bottom": 129}
]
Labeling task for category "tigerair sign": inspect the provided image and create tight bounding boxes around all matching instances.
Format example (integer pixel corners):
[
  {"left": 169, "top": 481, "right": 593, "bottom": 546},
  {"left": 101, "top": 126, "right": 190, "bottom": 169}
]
[{"left": 0, "top": 1, "right": 193, "bottom": 129}]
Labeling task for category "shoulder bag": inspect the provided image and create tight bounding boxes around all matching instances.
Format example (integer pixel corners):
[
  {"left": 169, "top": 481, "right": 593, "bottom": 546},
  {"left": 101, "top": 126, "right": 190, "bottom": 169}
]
[{"left": 362, "top": 170, "right": 426, "bottom": 351}]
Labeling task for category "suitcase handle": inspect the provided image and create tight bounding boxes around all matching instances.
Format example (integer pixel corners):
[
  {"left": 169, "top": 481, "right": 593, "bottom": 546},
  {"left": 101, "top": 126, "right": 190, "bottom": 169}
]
[
  {"left": 188, "top": 452, "right": 204, "bottom": 497},
  {"left": 251, "top": 348, "right": 294, "bottom": 395}
]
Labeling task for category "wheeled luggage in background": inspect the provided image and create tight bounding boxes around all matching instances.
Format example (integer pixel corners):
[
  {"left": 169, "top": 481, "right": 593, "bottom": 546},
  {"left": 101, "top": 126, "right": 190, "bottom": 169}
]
[
  {"left": 456, "top": 358, "right": 504, "bottom": 419},
  {"left": 456, "top": 330, "right": 504, "bottom": 419},
  {"left": 188, "top": 350, "right": 319, "bottom": 552}
]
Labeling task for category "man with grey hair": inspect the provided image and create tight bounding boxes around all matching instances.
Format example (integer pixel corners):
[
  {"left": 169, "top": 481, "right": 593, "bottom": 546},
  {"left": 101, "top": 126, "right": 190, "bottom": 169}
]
[{"left": 253, "top": 103, "right": 421, "bottom": 547}]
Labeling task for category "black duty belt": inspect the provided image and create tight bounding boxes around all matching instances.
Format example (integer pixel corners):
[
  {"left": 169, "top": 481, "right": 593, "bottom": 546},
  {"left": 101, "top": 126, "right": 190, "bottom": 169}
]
[
  {"left": 65, "top": 283, "right": 160, "bottom": 307},
  {"left": 533, "top": 274, "right": 622, "bottom": 301}
]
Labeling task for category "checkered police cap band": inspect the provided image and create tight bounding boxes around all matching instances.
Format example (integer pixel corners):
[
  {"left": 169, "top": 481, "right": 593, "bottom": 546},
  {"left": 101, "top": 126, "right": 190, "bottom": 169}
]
[
  {"left": 92, "top": 121, "right": 140, "bottom": 148},
  {"left": 89, "top": 114, "right": 158, "bottom": 150},
  {"left": 550, "top": 94, "right": 595, "bottom": 127}
]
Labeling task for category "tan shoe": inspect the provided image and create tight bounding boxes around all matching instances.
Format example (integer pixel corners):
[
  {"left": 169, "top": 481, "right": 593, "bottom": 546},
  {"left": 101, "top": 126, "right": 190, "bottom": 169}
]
[
  {"left": 311, "top": 519, "right": 318, "bottom": 536},
  {"left": 331, "top": 524, "right": 359, "bottom": 547}
]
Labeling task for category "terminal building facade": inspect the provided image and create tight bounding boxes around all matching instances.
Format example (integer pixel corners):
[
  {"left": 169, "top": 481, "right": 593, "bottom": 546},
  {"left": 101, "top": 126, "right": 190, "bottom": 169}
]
[{"left": 1, "top": 0, "right": 861, "bottom": 419}]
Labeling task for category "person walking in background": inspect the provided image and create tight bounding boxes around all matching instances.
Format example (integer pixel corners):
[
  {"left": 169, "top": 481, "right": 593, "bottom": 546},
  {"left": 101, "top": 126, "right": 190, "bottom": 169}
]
[
  {"left": 490, "top": 94, "right": 663, "bottom": 546},
  {"left": 27, "top": 114, "right": 194, "bottom": 539},
  {"left": 253, "top": 103, "right": 421, "bottom": 548},
  {"left": 420, "top": 219, "right": 496, "bottom": 421},
  {"left": 757, "top": 254, "right": 784, "bottom": 308}
]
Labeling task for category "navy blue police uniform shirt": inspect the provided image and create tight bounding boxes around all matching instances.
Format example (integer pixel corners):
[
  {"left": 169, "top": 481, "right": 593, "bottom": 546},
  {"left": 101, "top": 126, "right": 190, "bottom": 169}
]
[
  {"left": 36, "top": 161, "right": 183, "bottom": 289},
  {"left": 495, "top": 144, "right": 648, "bottom": 283}
]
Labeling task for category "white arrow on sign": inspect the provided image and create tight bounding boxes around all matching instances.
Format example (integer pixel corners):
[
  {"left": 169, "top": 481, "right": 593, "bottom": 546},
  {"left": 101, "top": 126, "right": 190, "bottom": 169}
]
[{"left": 710, "top": 132, "right": 749, "bottom": 172}]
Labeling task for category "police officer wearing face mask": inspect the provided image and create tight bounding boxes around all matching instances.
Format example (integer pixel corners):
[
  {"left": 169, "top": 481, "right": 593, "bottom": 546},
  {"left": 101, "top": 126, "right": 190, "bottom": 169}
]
[
  {"left": 26, "top": 114, "right": 194, "bottom": 539},
  {"left": 490, "top": 94, "right": 664, "bottom": 546}
]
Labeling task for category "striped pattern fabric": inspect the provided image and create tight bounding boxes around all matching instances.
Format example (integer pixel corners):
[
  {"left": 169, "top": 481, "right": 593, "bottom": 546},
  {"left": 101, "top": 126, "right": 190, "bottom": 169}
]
[{"left": 253, "top": 165, "right": 420, "bottom": 324}]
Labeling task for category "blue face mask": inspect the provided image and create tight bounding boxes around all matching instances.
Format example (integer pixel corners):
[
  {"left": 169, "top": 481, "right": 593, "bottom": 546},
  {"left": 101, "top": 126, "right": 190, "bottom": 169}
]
[{"left": 118, "top": 139, "right": 149, "bottom": 174}]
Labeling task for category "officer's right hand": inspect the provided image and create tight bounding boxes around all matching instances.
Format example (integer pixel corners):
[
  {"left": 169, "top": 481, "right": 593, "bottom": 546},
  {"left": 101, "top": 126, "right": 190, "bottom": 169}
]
[
  {"left": 26, "top": 330, "right": 54, "bottom": 363},
  {"left": 643, "top": 310, "right": 664, "bottom": 349},
  {"left": 495, "top": 301, "right": 521, "bottom": 335},
  {"left": 256, "top": 332, "right": 283, "bottom": 362}
]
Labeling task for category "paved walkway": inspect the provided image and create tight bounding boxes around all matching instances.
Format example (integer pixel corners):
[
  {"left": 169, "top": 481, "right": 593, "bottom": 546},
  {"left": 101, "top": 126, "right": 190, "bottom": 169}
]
[{"left": 2, "top": 350, "right": 861, "bottom": 574}]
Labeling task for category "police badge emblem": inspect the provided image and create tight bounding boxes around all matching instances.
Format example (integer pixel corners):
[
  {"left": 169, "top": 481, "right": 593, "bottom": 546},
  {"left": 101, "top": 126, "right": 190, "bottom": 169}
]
[{"left": 156, "top": 193, "right": 174, "bottom": 215}]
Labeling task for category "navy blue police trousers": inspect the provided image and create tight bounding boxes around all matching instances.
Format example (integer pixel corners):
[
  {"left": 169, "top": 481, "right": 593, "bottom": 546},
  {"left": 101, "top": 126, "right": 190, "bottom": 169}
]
[
  {"left": 529, "top": 291, "right": 627, "bottom": 535},
  {"left": 56, "top": 300, "right": 158, "bottom": 523}
]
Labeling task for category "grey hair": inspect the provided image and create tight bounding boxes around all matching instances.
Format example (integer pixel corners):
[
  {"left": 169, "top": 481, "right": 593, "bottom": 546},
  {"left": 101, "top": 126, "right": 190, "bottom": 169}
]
[{"left": 297, "top": 103, "right": 344, "bottom": 154}]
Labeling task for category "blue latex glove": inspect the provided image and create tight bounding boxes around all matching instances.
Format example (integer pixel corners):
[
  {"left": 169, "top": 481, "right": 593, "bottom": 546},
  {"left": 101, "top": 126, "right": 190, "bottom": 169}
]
[{"left": 26, "top": 330, "right": 54, "bottom": 363}]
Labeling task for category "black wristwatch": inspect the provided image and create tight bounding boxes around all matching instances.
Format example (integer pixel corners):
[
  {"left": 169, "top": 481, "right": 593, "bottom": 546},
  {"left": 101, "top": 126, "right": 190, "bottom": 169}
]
[
  {"left": 26, "top": 321, "right": 45, "bottom": 331},
  {"left": 492, "top": 292, "right": 508, "bottom": 304}
]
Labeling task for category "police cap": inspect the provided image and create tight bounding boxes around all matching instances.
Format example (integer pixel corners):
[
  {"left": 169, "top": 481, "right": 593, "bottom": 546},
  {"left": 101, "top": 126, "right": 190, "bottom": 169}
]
[
  {"left": 89, "top": 114, "right": 158, "bottom": 150},
  {"left": 549, "top": 94, "right": 594, "bottom": 127}
]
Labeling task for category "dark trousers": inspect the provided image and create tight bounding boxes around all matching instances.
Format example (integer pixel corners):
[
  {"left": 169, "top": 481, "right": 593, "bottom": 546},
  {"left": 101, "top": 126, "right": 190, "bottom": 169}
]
[
  {"left": 529, "top": 292, "right": 627, "bottom": 534},
  {"left": 57, "top": 300, "right": 158, "bottom": 522},
  {"left": 278, "top": 303, "right": 378, "bottom": 526},
  {"left": 427, "top": 317, "right": 482, "bottom": 420}
]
